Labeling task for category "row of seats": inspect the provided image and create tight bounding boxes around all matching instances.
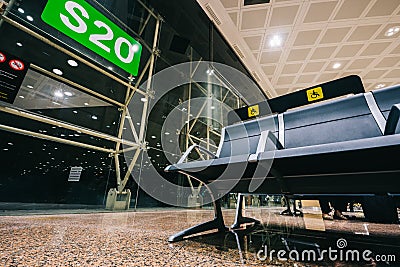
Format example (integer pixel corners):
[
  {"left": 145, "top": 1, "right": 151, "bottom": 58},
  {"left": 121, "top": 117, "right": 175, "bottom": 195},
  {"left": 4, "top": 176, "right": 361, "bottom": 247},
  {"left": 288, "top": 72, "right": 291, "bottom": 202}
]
[{"left": 165, "top": 83, "right": 400, "bottom": 242}]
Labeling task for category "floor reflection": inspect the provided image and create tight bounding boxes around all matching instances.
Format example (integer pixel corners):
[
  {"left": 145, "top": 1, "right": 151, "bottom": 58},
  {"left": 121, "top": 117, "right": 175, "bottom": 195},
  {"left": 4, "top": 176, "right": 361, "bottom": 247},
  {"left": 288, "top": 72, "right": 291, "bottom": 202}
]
[{"left": 0, "top": 207, "right": 398, "bottom": 266}]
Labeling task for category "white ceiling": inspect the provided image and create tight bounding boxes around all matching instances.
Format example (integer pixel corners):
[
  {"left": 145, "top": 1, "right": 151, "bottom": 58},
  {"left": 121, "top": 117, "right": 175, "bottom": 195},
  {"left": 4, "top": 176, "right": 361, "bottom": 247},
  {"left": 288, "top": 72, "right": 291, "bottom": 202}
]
[{"left": 198, "top": 0, "right": 400, "bottom": 98}]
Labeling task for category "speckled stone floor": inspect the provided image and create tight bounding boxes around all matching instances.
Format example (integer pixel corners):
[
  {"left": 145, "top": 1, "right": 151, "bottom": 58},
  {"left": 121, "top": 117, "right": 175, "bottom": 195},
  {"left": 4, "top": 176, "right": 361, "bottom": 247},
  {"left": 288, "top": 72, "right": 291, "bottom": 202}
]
[{"left": 0, "top": 207, "right": 398, "bottom": 266}]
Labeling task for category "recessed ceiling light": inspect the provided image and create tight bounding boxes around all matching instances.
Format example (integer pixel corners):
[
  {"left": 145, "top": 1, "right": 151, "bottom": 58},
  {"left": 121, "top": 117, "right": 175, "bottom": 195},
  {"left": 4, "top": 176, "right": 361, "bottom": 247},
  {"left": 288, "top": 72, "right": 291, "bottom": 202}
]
[
  {"left": 107, "top": 66, "right": 113, "bottom": 70},
  {"left": 18, "top": 8, "right": 25, "bottom": 13},
  {"left": 73, "top": 110, "right": 78, "bottom": 114},
  {"left": 385, "top": 26, "right": 400, "bottom": 37},
  {"left": 64, "top": 91, "right": 73, "bottom": 96},
  {"left": 140, "top": 97, "right": 147, "bottom": 102},
  {"left": 26, "top": 15, "right": 33, "bottom": 21},
  {"left": 91, "top": 115, "right": 98, "bottom": 120},
  {"left": 332, "top": 63, "right": 341, "bottom": 69},
  {"left": 52, "top": 101, "right": 61, "bottom": 105},
  {"left": 52, "top": 68, "right": 63, "bottom": 75},
  {"left": 151, "top": 135, "right": 156, "bottom": 139},
  {"left": 54, "top": 91, "right": 64, "bottom": 98},
  {"left": 19, "top": 95, "right": 25, "bottom": 99},
  {"left": 165, "top": 132, "right": 170, "bottom": 135},
  {"left": 67, "top": 59, "right": 78, "bottom": 67},
  {"left": 84, "top": 102, "right": 89, "bottom": 106},
  {"left": 16, "top": 42, "right": 23, "bottom": 47},
  {"left": 210, "top": 106, "right": 215, "bottom": 110},
  {"left": 375, "top": 83, "right": 385, "bottom": 89},
  {"left": 27, "top": 85, "right": 33, "bottom": 89},
  {"left": 269, "top": 35, "right": 282, "bottom": 48}
]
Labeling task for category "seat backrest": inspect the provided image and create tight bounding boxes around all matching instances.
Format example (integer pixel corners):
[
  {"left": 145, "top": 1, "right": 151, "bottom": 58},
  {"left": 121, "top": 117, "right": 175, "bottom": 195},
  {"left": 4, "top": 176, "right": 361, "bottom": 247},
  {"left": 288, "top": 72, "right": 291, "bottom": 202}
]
[
  {"left": 283, "top": 94, "right": 382, "bottom": 148},
  {"left": 215, "top": 85, "right": 400, "bottom": 156},
  {"left": 217, "top": 115, "right": 278, "bottom": 157}
]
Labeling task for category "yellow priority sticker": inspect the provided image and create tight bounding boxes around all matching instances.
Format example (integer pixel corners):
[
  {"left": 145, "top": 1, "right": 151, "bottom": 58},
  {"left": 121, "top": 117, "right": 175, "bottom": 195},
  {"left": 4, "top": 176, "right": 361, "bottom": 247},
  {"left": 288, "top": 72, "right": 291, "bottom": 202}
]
[
  {"left": 306, "top": 87, "right": 324, "bottom": 102},
  {"left": 248, "top": 104, "right": 260, "bottom": 117}
]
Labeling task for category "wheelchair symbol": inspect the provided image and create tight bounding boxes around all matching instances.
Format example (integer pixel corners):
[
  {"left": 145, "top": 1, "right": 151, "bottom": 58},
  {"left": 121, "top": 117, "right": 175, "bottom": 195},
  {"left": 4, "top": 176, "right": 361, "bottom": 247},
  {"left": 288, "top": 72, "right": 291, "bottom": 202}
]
[
  {"left": 249, "top": 108, "right": 257, "bottom": 116},
  {"left": 310, "top": 90, "right": 320, "bottom": 99}
]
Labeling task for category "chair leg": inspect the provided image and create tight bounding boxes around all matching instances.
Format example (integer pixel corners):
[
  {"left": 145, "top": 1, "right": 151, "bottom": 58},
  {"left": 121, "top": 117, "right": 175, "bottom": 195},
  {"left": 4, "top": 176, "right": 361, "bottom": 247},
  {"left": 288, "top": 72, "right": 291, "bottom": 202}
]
[
  {"left": 168, "top": 199, "right": 227, "bottom": 242},
  {"left": 292, "top": 199, "right": 303, "bottom": 216},
  {"left": 280, "top": 195, "right": 294, "bottom": 216},
  {"left": 231, "top": 194, "right": 260, "bottom": 229}
]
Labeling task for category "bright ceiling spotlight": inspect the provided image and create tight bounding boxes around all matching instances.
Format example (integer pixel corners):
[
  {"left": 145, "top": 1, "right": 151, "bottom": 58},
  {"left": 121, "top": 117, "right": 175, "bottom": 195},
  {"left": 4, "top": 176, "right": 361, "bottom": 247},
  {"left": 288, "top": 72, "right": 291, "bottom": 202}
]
[
  {"left": 385, "top": 26, "right": 400, "bottom": 37},
  {"left": 269, "top": 35, "right": 282, "bottom": 48},
  {"left": 332, "top": 62, "right": 341, "bottom": 69}
]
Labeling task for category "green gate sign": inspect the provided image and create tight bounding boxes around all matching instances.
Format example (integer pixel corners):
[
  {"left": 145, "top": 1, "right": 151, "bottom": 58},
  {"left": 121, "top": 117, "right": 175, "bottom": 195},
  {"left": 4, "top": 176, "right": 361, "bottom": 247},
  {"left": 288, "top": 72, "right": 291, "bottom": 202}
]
[{"left": 42, "top": 0, "right": 142, "bottom": 76}]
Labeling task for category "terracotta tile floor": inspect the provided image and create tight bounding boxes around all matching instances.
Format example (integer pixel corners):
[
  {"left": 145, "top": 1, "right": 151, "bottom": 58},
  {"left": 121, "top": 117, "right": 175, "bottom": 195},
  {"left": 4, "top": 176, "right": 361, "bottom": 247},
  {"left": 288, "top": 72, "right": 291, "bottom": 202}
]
[{"left": 0, "top": 208, "right": 398, "bottom": 266}]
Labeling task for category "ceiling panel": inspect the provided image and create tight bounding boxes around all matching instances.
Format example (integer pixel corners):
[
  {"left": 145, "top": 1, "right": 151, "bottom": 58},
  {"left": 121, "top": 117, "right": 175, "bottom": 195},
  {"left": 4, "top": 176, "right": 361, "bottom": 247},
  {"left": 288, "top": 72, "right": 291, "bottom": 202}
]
[
  {"left": 320, "top": 27, "right": 351, "bottom": 44},
  {"left": 281, "top": 63, "right": 302, "bottom": 74},
  {"left": 310, "top": 46, "right": 337, "bottom": 60},
  {"left": 347, "top": 25, "right": 381, "bottom": 42},
  {"left": 360, "top": 42, "right": 392, "bottom": 56},
  {"left": 287, "top": 48, "right": 311, "bottom": 61},
  {"left": 333, "top": 0, "right": 370, "bottom": 20},
  {"left": 228, "top": 12, "right": 238, "bottom": 26},
  {"left": 335, "top": 44, "right": 364, "bottom": 58},
  {"left": 260, "top": 50, "right": 282, "bottom": 63},
  {"left": 348, "top": 58, "right": 374, "bottom": 70},
  {"left": 303, "top": 61, "right": 325, "bottom": 73},
  {"left": 210, "top": 0, "right": 400, "bottom": 95},
  {"left": 220, "top": 0, "right": 239, "bottom": 8},
  {"left": 365, "top": 0, "right": 400, "bottom": 17},
  {"left": 269, "top": 5, "right": 300, "bottom": 26},
  {"left": 293, "top": 29, "right": 321, "bottom": 46},
  {"left": 303, "top": 1, "right": 338, "bottom": 23},
  {"left": 241, "top": 8, "right": 269, "bottom": 30},
  {"left": 376, "top": 57, "right": 400, "bottom": 68},
  {"left": 243, "top": 35, "right": 263, "bottom": 50}
]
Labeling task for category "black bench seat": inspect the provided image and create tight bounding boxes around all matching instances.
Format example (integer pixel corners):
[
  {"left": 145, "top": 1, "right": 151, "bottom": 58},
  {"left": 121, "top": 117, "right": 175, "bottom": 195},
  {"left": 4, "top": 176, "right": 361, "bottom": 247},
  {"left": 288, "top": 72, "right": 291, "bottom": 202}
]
[{"left": 165, "top": 82, "right": 400, "bottom": 242}]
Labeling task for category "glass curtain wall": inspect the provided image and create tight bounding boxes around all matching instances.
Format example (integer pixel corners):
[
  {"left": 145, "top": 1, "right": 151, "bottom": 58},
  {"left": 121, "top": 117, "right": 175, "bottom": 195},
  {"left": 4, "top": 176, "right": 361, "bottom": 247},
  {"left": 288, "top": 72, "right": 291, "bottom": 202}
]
[{"left": 0, "top": 0, "right": 265, "bottom": 208}]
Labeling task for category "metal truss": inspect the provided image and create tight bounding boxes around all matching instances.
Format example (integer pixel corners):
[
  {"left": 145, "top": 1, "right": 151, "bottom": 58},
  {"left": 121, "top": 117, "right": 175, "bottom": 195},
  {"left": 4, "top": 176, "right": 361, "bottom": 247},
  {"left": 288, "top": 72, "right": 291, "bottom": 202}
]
[{"left": 0, "top": 0, "right": 162, "bottom": 195}]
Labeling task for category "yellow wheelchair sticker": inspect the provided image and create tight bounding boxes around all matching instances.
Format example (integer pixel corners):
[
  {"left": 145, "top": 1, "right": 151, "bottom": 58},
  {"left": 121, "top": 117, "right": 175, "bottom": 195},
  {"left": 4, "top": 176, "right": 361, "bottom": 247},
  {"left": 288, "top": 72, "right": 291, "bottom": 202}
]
[
  {"left": 306, "top": 87, "right": 324, "bottom": 102},
  {"left": 248, "top": 105, "right": 259, "bottom": 117}
]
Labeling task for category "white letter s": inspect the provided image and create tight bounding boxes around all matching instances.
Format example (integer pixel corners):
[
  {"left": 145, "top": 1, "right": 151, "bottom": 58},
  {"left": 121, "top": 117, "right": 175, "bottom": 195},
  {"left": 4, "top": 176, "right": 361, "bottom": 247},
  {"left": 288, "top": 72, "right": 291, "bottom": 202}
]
[{"left": 60, "top": 1, "right": 89, "bottom": 33}]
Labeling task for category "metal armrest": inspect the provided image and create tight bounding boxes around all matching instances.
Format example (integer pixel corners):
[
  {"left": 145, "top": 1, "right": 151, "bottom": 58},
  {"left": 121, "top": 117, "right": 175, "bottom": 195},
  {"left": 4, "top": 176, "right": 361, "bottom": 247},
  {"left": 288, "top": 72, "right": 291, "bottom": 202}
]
[
  {"left": 249, "top": 130, "right": 283, "bottom": 162},
  {"left": 177, "top": 144, "right": 218, "bottom": 164}
]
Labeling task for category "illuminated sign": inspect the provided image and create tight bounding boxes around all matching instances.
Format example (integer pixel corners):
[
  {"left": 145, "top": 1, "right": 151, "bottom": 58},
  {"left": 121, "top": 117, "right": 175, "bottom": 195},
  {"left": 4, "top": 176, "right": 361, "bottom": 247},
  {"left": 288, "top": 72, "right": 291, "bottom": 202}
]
[{"left": 42, "top": 0, "right": 142, "bottom": 76}]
